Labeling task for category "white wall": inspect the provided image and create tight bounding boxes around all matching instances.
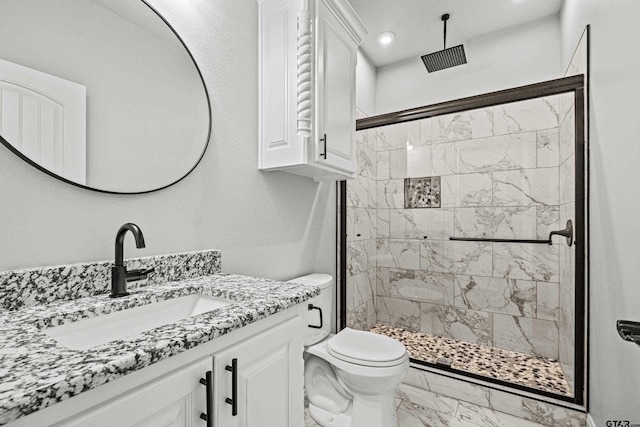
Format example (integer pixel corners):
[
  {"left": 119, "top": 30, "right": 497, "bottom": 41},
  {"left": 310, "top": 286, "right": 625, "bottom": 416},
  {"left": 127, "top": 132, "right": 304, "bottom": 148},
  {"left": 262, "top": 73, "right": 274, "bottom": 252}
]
[
  {"left": 355, "top": 49, "right": 376, "bottom": 116},
  {"left": 0, "top": 0, "right": 336, "bottom": 282},
  {"left": 375, "top": 15, "right": 562, "bottom": 114},
  {"left": 560, "top": 1, "right": 640, "bottom": 424}
]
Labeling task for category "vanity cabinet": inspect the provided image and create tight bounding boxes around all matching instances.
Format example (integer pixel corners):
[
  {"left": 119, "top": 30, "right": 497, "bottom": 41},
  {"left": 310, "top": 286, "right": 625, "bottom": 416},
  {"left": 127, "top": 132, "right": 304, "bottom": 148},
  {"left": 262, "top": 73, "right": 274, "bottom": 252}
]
[
  {"left": 12, "top": 307, "right": 305, "bottom": 427},
  {"left": 257, "top": 0, "right": 366, "bottom": 181},
  {"left": 54, "top": 358, "right": 211, "bottom": 427},
  {"left": 213, "top": 316, "right": 301, "bottom": 426}
]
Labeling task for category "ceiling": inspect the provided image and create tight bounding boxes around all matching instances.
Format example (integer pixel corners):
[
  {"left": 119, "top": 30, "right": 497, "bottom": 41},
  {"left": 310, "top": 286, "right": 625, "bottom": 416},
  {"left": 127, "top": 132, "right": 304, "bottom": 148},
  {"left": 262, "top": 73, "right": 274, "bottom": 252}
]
[{"left": 347, "top": 0, "right": 564, "bottom": 68}]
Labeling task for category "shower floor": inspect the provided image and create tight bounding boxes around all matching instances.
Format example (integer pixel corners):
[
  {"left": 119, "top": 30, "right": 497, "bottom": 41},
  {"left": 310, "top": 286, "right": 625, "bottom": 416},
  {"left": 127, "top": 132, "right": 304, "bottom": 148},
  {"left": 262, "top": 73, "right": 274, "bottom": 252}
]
[{"left": 370, "top": 323, "right": 572, "bottom": 397}]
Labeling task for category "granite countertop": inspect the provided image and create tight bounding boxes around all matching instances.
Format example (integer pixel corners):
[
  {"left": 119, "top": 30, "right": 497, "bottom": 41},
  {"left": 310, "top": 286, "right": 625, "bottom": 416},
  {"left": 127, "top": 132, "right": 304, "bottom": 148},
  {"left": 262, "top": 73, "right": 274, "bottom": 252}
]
[{"left": 0, "top": 274, "right": 319, "bottom": 425}]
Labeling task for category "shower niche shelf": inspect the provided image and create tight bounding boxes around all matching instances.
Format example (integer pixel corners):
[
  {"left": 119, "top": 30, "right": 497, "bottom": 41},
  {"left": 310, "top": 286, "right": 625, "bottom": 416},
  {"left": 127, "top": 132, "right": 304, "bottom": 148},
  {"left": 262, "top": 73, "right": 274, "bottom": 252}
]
[{"left": 257, "top": 0, "right": 367, "bottom": 181}]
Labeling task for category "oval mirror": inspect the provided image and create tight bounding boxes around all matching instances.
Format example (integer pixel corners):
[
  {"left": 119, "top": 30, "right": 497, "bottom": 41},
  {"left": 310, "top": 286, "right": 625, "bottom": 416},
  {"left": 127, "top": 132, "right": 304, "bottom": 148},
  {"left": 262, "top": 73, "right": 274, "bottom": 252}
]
[{"left": 0, "top": 0, "right": 210, "bottom": 193}]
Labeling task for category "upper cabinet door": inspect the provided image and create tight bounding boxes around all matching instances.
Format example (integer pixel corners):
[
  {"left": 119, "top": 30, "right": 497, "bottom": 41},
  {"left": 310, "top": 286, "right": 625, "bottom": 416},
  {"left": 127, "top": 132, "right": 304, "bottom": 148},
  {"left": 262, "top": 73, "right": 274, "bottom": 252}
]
[
  {"left": 257, "top": 0, "right": 366, "bottom": 181},
  {"left": 314, "top": 0, "right": 357, "bottom": 174}
]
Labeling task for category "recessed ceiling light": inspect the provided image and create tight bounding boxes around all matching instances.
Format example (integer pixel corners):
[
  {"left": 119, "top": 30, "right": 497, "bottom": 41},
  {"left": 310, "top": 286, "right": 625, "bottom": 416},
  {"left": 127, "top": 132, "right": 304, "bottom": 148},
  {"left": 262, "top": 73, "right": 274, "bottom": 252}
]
[{"left": 377, "top": 31, "right": 395, "bottom": 45}]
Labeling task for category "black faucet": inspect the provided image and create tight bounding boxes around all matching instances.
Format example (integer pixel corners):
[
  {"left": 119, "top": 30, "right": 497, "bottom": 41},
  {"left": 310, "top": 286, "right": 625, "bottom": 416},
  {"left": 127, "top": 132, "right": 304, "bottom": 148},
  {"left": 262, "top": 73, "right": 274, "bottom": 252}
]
[{"left": 110, "top": 223, "right": 155, "bottom": 298}]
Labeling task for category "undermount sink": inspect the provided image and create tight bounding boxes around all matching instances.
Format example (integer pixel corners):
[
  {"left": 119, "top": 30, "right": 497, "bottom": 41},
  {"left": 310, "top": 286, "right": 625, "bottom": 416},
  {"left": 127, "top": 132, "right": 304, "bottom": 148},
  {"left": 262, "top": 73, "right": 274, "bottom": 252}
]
[{"left": 44, "top": 294, "right": 233, "bottom": 351}]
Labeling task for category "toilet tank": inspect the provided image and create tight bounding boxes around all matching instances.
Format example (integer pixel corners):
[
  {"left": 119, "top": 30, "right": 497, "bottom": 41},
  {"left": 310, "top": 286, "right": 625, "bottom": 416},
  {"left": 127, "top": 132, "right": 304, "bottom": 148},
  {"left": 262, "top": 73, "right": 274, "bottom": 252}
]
[{"left": 287, "top": 274, "right": 333, "bottom": 346}]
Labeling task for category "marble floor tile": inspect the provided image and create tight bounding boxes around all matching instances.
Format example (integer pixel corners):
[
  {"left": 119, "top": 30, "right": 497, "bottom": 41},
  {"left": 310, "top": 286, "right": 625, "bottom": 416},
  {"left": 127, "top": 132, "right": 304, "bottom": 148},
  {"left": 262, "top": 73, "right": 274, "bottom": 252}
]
[
  {"left": 371, "top": 324, "right": 571, "bottom": 396},
  {"left": 456, "top": 401, "right": 547, "bottom": 427},
  {"left": 489, "top": 389, "right": 586, "bottom": 427}
]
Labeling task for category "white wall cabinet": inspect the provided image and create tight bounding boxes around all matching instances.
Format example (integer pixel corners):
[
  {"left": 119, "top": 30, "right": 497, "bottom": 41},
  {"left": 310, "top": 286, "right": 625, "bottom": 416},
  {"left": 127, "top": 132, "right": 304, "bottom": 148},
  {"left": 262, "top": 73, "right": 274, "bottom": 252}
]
[
  {"left": 14, "top": 307, "right": 306, "bottom": 427},
  {"left": 258, "top": 0, "right": 366, "bottom": 181}
]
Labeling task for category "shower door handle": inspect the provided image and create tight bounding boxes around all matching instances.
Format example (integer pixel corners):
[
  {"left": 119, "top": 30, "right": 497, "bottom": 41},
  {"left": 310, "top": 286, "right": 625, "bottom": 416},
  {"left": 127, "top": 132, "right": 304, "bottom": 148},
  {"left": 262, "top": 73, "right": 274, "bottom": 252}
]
[{"left": 548, "top": 219, "right": 573, "bottom": 247}]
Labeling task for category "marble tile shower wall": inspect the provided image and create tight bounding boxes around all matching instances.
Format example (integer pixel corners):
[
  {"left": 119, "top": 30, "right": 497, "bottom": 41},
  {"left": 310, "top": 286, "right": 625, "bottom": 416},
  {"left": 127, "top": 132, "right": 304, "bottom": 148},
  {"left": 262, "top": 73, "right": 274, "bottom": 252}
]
[
  {"left": 558, "top": 93, "right": 577, "bottom": 390},
  {"left": 345, "top": 109, "right": 377, "bottom": 330},
  {"left": 355, "top": 94, "right": 578, "bottom": 362}
]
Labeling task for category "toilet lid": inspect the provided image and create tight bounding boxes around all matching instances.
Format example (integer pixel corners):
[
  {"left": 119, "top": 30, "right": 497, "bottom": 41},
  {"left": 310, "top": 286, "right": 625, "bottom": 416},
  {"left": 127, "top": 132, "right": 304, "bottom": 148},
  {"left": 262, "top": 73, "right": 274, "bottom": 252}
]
[{"left": 327, "top": 328, "right": 407, "bottom": 366}]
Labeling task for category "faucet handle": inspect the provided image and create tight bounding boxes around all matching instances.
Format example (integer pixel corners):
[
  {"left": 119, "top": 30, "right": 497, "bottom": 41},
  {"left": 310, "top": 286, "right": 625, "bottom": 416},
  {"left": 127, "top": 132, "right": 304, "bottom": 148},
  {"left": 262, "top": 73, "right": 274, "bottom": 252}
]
[{"left": 125, "top": 267, "right": 155, "bottom": 282}]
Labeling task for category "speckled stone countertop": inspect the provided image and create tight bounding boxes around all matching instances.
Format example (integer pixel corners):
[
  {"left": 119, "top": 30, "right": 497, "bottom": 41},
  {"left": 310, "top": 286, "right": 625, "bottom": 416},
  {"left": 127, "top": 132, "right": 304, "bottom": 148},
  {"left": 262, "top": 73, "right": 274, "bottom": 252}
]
[{"left": 0, "top": 274, "right": 319, "bottom": 425}]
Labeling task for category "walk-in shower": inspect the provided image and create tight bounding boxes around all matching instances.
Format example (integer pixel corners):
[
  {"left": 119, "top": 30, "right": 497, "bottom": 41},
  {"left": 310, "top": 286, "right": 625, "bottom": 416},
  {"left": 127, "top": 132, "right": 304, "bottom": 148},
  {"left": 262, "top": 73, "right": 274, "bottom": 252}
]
[{"left": 339, "top": 75, "right": 587, "bottom": 404}]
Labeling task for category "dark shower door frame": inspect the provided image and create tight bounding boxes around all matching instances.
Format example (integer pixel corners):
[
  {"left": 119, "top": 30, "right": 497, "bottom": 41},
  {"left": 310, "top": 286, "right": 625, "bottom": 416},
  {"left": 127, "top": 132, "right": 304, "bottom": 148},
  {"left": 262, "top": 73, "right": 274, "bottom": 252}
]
[{"left": 337, "top": 74, "right": 588, "bottom": 406}]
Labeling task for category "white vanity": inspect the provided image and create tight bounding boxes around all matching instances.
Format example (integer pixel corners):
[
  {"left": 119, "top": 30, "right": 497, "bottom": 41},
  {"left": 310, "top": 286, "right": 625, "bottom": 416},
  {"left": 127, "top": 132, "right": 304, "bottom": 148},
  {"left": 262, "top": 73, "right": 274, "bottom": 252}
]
[{"left": 0, "top": 252, "right": 317, "bottom": 427}]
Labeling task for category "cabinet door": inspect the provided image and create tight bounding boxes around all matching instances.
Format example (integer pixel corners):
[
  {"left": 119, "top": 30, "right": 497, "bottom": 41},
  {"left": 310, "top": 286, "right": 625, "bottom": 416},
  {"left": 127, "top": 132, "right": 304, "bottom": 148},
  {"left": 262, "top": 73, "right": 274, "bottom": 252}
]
[
  {"left": 213, "top": 316, "right": 303, "bottom": 427},
  {"left": 55, "top": 358, "right": 212, "bottom": 427},
  {"left": 314, "top": 0, "right": 357, "bottom": 174}
]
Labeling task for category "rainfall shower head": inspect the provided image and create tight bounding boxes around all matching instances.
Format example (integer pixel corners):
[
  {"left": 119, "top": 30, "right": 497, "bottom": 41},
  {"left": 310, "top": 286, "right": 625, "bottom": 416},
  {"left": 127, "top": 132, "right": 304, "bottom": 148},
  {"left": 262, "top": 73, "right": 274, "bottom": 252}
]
[{"left": 421, "top": 13, "right": 467, "bottom": 73}]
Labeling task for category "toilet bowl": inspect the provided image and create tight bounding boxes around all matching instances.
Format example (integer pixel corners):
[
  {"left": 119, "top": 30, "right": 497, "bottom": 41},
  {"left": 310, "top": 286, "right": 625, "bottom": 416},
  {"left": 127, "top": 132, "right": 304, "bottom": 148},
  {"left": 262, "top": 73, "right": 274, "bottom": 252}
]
[{"left": 288, "top": 274, "right": 409, "bottom": 427}]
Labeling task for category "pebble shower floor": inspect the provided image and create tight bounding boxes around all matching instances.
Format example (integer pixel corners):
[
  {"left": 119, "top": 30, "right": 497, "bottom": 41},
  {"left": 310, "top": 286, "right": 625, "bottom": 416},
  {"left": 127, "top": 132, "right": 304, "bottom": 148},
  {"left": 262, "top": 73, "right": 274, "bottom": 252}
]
[{"left": 370, "top": 323, "right": 572, "bottom": 396}]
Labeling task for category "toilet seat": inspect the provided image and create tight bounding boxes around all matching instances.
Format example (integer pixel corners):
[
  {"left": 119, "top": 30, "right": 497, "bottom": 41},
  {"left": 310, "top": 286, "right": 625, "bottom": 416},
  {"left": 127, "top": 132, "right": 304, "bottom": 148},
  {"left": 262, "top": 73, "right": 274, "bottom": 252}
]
[{"left": 327, "top": 328, "right": 407, "bottom": 367}]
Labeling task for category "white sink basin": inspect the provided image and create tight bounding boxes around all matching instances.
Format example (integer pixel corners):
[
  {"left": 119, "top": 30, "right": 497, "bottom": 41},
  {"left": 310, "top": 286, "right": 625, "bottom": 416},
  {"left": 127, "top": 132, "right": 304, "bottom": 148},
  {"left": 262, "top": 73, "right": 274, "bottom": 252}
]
[{"left": 44, "top": 294, "right": 232, "bottom": 350}]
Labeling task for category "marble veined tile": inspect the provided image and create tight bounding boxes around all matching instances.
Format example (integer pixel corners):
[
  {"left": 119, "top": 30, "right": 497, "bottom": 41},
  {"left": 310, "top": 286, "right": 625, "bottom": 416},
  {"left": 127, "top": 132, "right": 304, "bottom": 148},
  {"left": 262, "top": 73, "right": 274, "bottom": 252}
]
[
  {"left": 389, "top": 148, "right": 408, "bottom": 179},
  {"left": 456, "top": 401, "right": 547, "bottom": 427},
  {"left": 420, "top": 240, "right": 447, "bottom": 273},
  {"left": 389, "top": 269, "right": 454, "bottom": 305},
  {"left": 377, "top": 179, "right": 405, "bottom": 209},
  {"left": 402, "top": 367, "right": 491, "bottom": 407},
  {"left": 537, "top": 206, "right": 560, "bottom": 240},
  {"left": 376, "top": 267, "right": 390, "bottom": 297},
  {"left": 454, "top": 207, "right": 494, "bottom": 238},
  {"left": 489, "top": 389, "right": 586, "bottom": 427},
  {"left": 375, "top": 121, "right": 420, "bottom": 151},
  {"left": 442, "top": 173, "right": 493, "bottom": 208},
  {"left": 536, "top": 281, "right": 559, "bottom": 321},
  {"left": 396, "top": 400, "right": 454, "bottom": 427},
  {"left": 494, "top": 96, "right": 560, "bottom": 135},
  {"left": 347, "top": 175, "right": 376, "bottom": 208},
  {"left": 390, "top": 208, "right": 432, "bottom": 239},
  {"left": 347, "top": 300, "right": 369, "bottom": 330},
  {"left": 454, "top": 275, "right": 536, "bottom": 318},
  {"left": 377, "top": 296, "right": 421, "bottom": 331},
  {"left": 347, "top": 207, "right": 375, "bottom": 242},
  {"left": 455, "top": 132, "right": 537, "bottom": 173},
  {"left": 537, "top": 128, "right": 560, "bottom": 168},
  {"left": 493, "top": 206, "right": 538, "bottom": 240},
  {"left": 347, "top": 269, "right": 374, "bottom": 311},
  {"left": 493, "top": 243, "right": 559, "bottom": 282},
  {"left": 376, "top": 239, "right": 420, "bottom": 269},
  {"left": 396, "top": 383, "right": 459, "bottom": 415},
  {"left": 407, "top": 144, "right": 456, "bottom": 177},
  {"left": 356, "top": 141, "right": 376, "bottom": 179},
  {"left": 430, "top": 108, "right": 494, "bottom": 143},
  {"left": 559, "top": 105, "right": 575, "bottom": 164},
  {"left": 420, "top": 302, "right": 493, "bottom": 346},
  {"left": 377, "top": 150, "right": 390, "bottom": 180},
  {"left": 376, "top": 208, "right": 390, "bottom": 238},
  {"left": 346, "top": 240, "right": 369, "bottom": 277},
  {"left": 493, "top": 168, "right": 560, "bottom": 207},
  {"left": 560, "top": 154, "right": 575, "bottom": 204},
  {"left": 444, "top": 241, "right": 493, "bottom": 276},
  {"left": 493, "top": 314, "right": 558, "bottom": 359}
]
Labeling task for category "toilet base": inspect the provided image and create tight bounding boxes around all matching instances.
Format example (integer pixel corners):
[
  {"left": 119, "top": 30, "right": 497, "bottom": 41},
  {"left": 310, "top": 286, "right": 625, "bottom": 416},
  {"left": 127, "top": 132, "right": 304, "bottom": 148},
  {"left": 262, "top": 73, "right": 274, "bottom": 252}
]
[
  {"left": 308, "top": 403, "right": 352, "bottom": 427},
  {"left": 307, "top": 391, "right": 398, "bottom": 427}
]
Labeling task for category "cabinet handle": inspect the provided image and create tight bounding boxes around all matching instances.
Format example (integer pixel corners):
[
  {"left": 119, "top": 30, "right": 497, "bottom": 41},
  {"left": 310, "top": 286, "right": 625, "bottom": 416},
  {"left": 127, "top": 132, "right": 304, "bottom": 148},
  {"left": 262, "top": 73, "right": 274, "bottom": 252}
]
[
  {"left": 225, "top": 358, "right": 238, "bottom": 416},
  {"left": 320, "top": 134, "right": 327, "bottom": 159},
  {"left": 199, "top": 371, "right": 213, "bottom": 427},
  {"left": 308, "top": 304, "right": 323, "bottom": 329}
]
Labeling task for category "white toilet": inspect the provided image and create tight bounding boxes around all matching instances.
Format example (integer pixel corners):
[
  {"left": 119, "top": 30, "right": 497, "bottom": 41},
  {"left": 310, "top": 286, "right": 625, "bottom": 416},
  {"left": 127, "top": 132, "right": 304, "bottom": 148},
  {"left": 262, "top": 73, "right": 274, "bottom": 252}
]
[{"left": 288, "top": 274, "right": 409, "bottom": 427}]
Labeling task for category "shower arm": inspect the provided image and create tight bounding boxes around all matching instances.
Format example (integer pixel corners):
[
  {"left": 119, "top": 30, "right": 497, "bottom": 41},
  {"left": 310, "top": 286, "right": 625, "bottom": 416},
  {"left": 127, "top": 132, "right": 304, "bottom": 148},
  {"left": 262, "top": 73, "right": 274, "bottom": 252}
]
[{"left": 442, "top": 13, "right": 449, "bottom": 50}]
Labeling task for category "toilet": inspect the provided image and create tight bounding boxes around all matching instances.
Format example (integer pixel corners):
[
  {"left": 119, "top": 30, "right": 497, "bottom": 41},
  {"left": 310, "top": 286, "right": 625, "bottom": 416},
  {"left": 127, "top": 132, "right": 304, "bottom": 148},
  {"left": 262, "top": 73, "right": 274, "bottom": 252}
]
[{"left": 288, "top": 274, "right": 409, "bottom": 427}]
